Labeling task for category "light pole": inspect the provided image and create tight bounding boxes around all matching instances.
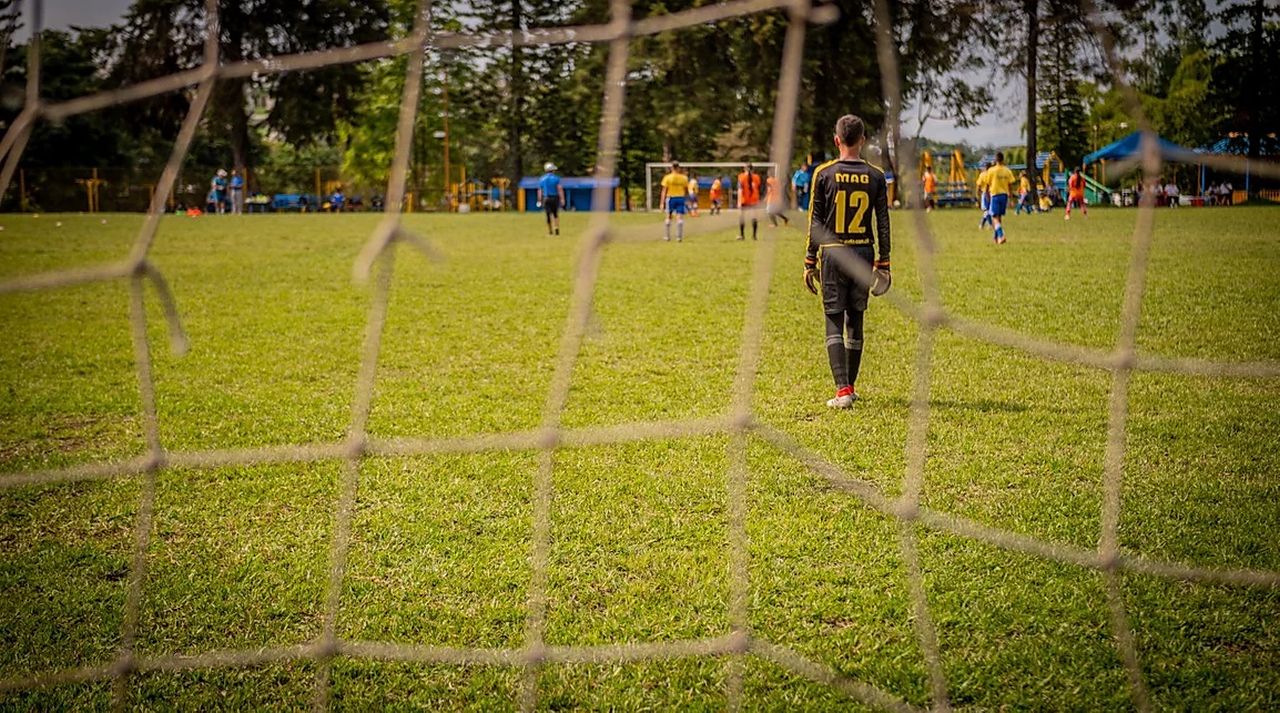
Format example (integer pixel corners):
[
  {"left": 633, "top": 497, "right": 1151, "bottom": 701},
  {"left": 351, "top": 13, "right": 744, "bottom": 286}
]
[{"left": 440, "top": 65, "right": 451, "bottom": 208}]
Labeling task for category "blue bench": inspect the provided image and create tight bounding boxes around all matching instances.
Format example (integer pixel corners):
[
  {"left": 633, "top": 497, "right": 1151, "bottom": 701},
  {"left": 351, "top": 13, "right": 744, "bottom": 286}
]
[{"left": 271, "top": 193, "right": 320, "bottom": 212}]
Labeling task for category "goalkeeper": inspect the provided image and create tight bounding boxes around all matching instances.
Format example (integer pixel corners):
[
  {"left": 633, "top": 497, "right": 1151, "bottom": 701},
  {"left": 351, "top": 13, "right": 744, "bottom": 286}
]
[{"left": 803, "top": 114, "right": 891, "bottom": 409}]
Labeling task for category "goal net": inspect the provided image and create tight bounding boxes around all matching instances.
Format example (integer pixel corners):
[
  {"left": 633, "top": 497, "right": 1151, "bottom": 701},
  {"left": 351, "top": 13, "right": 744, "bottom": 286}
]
[
  {"left": 2, "top": 0, "right": 1278, "bottom": 710},
  {"left": 645, "top": 161, "right": 778, "bottom": 211}
]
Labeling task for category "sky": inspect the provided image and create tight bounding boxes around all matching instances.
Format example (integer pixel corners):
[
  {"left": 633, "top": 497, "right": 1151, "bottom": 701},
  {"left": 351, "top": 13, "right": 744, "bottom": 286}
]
[
  {"left": 12, "top": 0, "right": 134, "bottom": 41},
  {"left": 913, "top": 109, "right": 1024, "bottom": 148},
  {"left": 17, "top": 0, "right": 1038, "bottom": 148}
]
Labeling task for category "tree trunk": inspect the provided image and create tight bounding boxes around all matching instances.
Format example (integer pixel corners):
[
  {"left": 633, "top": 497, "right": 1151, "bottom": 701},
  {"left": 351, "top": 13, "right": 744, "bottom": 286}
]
[
  {"left": 1246, "top": 0, "right": 1262, "bottom": 193},
  {"left": 226, "top": 79, "right": 251, "bottom": 176},
  {"left": 1025, "top": 0, "right": 1039, "bottom": 204},
  {"left": 220, "top": 10, "right": 252, "bottom": 185},
  {"left": 508, "top": 0, "right": 525, "bottom": 185}
]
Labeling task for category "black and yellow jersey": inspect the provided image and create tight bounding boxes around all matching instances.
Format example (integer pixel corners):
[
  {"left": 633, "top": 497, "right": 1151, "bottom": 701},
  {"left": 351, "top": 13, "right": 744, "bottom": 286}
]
[{"left": 805, "top": 158, "right": 890, "bottom": 268}]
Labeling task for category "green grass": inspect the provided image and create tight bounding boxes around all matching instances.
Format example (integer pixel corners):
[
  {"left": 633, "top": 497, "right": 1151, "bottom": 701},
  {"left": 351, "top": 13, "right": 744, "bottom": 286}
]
[{"left": 1, "top": 206, "right": 1278, "bottom": 709}]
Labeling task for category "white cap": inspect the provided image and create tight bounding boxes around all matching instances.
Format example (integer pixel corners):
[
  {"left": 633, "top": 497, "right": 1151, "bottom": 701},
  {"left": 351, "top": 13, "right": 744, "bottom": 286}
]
[
  {"left": 217, "top": 168, "right": 228, "bottom": 177},
  {"left": 544, "top": 162, "right": 557, "bottom": 172}
]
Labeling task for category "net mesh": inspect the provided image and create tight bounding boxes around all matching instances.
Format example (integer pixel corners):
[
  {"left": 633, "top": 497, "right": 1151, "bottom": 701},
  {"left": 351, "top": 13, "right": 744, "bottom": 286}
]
[{"left": 1, "top": 0, "right": 1279, "bottom": 710}]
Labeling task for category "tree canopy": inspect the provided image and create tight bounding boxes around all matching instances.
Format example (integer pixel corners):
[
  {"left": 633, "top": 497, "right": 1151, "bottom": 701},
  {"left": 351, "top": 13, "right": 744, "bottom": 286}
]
[{"left": 0, "top": 0, "right": 1275, "bottom": 206}]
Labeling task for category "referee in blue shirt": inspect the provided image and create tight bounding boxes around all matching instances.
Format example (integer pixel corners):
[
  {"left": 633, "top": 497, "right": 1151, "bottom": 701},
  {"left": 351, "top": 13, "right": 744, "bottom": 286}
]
[{"left": 538, "top": 162, "right": 566, "bottom": 236}]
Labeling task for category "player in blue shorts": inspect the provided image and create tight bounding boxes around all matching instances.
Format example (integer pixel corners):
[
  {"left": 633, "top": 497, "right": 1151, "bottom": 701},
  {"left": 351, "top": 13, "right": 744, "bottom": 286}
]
[
  {"left": 985, "top": 152, "right": 1015, "bottom": 244},
  {"left": 659, "top": 161, "right": 690, "bottom": 242},
  {"left": 210, "top": 169, "right": 228, "bottom": 214},
  {"left": 975, "top": 162, "right": 993, "bottom": 229}
]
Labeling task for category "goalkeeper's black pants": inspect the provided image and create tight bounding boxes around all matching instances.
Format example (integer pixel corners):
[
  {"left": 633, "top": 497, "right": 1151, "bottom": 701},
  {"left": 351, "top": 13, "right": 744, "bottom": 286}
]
[{"left": 825, "top": 309, "right": 864, "bottom": 388}]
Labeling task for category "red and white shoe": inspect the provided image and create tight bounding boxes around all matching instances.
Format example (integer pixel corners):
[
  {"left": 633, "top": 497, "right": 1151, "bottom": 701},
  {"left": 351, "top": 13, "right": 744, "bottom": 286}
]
[{"left": 826, "top": 385, "right": 857, "bottom": 409}]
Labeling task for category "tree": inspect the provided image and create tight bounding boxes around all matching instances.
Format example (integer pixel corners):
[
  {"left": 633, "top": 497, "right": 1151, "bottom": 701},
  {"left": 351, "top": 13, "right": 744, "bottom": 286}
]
[
  {"left": 1213, "top": 0, "right": 1280, "bottom": 173},
  {"left": 1, "top": 29, "right": 128, "bottom": 169},
  {"left": 107, "top": 0, "right": 391, "bottom": 174},
  {"left": 0, "top": 0, "right": 20, "bottom": 80},
  {"left": 910, "top": 74, "right": 991, "bottom": 146},
  {"left": 977, "top": 0, "right": 1157, "bottom": 198},
  {"left": 452, "top": 0, "right": 578, "bottom": 185},
  {"left": 1151, "top": 50, "right": 1222, "bottom": 149},
  {"left": 1037, "top": 10, "right": 1088, "bottom": 166}
]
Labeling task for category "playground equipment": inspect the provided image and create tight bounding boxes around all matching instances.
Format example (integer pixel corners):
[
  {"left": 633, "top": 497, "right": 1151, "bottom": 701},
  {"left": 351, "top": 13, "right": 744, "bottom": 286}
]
[
  {"left": 1032, "top": 150, "right": 1111, "bottom": 205},
  {"left": 948, "top": 148, "right": 968, "bottom": 185},
  {"left": 918, "top": 147, "right": 974, "bottom": 207},
  {"left": 75, "top": 168, "right": 107, "bottom": 213},
  {"left": 438, "top": 167, "right": 510, "bottom": 212},
  {"left": 451, "top": 177, "right": 509, "bottom": 212},
  {"left": 1035, "top": 151, "right": 1065, "bottom": 192}
]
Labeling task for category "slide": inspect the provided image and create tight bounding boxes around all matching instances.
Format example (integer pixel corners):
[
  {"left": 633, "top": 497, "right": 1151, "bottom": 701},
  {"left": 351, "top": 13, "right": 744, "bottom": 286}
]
[
  {"left": 1082, "top": 174, "right": 1111, "bottom": 205},
  {"left": 1050, "top": 172, "right": 1112, "bottom": 205}
]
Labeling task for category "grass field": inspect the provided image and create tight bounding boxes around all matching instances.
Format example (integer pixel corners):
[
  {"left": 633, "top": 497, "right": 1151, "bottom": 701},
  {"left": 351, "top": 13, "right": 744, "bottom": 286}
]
[{"left": 1, "top": 206, "right": 1278, "bottom": 710}]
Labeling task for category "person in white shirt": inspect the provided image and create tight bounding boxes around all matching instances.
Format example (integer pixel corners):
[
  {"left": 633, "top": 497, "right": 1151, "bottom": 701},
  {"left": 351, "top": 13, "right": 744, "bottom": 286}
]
[{"left": 1165, "top": 180, "right": 1179, "bottom": 207}]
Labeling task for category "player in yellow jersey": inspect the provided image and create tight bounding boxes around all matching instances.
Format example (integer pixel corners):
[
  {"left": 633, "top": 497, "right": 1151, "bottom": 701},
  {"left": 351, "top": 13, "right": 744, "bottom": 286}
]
[
  {"left": 659, "top": 161, "right": 691, "bottom": 242},
  {"left": 1015, "top": 171, "right": 1032, "bottom": 214},
  {"left": 985, "top": 152, "right": 1015, "bottom": 244},
  {"left": 975, "top": 163, "right": 993, "bottom": 229},
  {"left": 687, "top": 172, "right": 700, "bottom": 217}
]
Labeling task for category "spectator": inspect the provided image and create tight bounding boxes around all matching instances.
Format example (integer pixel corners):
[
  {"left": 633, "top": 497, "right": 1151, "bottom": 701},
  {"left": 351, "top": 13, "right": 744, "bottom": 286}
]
[
  {"left": 229, "top": 169, "right": 244, "bottom": 214},
  {"left": 792, "top": 162, "right": 811, "bottom": 211},
  {"left": 210, "top": 169, "right": 228, "bottom": 214},
  {"left": 1046, "top": 181, "right": 1061, "bottom": 206},
  {"left": 1165, "top": 179, "right": 1179, "bottom": 207}
]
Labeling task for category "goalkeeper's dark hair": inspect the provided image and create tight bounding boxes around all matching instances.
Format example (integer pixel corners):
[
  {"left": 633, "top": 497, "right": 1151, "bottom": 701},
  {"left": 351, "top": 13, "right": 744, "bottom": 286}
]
[{"left": 835, "top": 114, "right": 865, "bottom": 145}]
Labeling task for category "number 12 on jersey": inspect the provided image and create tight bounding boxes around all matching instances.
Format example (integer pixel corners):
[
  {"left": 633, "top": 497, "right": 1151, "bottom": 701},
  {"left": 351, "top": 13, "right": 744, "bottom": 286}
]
[{"left": 833, "top": 189, "right": 869, "bottom": 235}]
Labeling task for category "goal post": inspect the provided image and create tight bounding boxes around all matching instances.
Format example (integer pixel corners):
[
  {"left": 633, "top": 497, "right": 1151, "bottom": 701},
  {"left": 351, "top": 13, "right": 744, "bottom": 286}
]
[{"left": 645, "top": 161, "right": 779, "bottom": 211}]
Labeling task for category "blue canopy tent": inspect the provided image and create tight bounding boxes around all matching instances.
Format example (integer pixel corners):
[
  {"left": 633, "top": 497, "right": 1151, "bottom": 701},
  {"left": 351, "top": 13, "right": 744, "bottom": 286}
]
[
  {"left": 1082, "top": 131, "right": 1201, "bottom": 166},
  {"left": 1083, "top": 132, "right": 1203, "bottom": 202},
  {"left": 518, "top": 176, "right": 620, "bottom": 211},
  {"left": 1196, "top": 134, "right": 1280, "bottom": 196}
]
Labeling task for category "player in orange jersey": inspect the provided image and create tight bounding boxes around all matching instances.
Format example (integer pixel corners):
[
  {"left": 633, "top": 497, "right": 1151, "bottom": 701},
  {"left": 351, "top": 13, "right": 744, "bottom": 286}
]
[
  {"left": 766, "top": 171, "right": 790, "bottom": 227},
  {"left": 922, "top": 167, "right": 937, "bottom": 212},
  {"left": 1065, "top": 167, "right": 1087, "bottom": 220},
  {"left": 737, "top": 163, "right": 763, "bottom": 240},
  {"left": 708, "top": 176, "right": 723, "bottom": 215}
]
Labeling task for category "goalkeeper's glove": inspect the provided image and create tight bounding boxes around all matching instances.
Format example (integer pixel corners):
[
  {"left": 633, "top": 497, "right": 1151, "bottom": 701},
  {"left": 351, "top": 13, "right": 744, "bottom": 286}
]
[
  {"left": 871, "top": 260, "right": 891, "bottom": 297},
  {"left": 803, "top": 256, "right": 819, "bottom": 295}
]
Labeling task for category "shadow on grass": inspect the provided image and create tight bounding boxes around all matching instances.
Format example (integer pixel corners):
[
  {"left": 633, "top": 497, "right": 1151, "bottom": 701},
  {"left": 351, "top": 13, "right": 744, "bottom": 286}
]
[{"left": 870, "top": 396, "right": 1032, "bottom": 415}]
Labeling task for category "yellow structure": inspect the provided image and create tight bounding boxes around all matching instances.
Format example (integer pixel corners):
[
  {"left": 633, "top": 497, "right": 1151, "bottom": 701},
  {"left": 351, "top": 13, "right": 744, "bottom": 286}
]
[
  {"left": 1039, "top": 151, "right": 1064, "bottom": 190},
  {"left": 949, "top": 148, "right": 968, "bottom": 184},
  {"left": 918, "top": 149, "right": 934, "bottom": 179},
  {"left": 75, "top": 168, "right": 106, "bottom": 213}
]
